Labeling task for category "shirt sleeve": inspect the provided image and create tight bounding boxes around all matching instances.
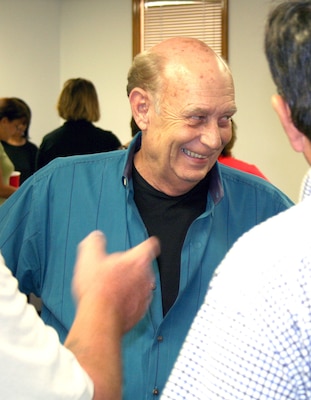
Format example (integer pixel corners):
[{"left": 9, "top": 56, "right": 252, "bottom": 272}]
[{"left": 0, "top": 252, "right": 94, "bottom": 400}]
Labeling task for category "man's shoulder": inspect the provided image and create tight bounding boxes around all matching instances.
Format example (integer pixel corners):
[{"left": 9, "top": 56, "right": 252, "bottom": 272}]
[
  {"left": 219, "top": 163, "right": 293, "bottom": 204},
  {"left": 222, "top": 197, "right": 311, "bottom": 275},
  {"left": 220, "top": 162, "right": 270, "bottom": 186},
  {"left": 247, "top": 196, "right": 311, "bottom": 247},
  {"left": 208, "top": 198, "right": 311, "bottom": 312},
  {"left": 34, "top": 150, "right": 126, "bottom": 181}
]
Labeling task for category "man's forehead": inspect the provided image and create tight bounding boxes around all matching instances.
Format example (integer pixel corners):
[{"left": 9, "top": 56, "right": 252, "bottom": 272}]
[
  {"left": 163, "top": 63, "right": 234, "bottom": 96},
  {"left": 181, "top": 101, "right": 237, "bottom": 115}
]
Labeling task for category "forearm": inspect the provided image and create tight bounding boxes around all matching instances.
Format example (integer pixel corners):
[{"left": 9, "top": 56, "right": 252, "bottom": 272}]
[{"left": 65, "top": 297, "right": 123, "bottom": 400}]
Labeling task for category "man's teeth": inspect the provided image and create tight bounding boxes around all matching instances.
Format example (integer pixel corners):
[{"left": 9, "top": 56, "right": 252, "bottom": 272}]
[{"left": 182, "top": 148, "right": 207, "bottom": 159}]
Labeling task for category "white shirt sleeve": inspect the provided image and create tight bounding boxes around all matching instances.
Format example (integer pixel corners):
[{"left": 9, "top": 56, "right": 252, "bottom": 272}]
[{"left": 0, "top": 252, "right": 94, "bottom": 400}]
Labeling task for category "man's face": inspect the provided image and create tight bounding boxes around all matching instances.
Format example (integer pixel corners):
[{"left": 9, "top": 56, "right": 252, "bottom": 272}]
[{"left": 138, "top": 58, "right": 237, "bottom": 196}]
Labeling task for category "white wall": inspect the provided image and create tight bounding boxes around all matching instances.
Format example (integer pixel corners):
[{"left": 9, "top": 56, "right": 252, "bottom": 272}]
[
  {"left": 0, "top": 0, "right": 308, "bottom": 202},
  {"left": 0, "top": 0, "right": 61, "bottom": 143},
  {"left": 59, "top": 0, "right": 133, "bottom": 143},
  {"left": 0, "top": 0, "right": 133, "bottom": 145}
]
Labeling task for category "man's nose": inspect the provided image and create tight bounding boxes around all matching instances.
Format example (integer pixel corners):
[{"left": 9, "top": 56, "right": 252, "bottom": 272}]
[{"left": 199, "top": 123, "right": 222, "bottom": 149}]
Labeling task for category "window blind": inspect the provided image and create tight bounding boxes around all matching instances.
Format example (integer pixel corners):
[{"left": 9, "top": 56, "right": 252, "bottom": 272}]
[{"left": 143, "top": 0, "right": 225, "bottom": 57}]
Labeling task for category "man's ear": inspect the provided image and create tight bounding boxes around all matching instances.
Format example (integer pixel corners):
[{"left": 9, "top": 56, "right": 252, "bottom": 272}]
[
  {"left": 272, "top": 94, "right": 305, "bottom": 152},
  {"left": 129, "top": 88, "right": 150, "bottom": 131}
]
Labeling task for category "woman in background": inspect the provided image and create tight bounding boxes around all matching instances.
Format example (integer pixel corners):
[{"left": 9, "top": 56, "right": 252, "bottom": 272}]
[
  {"left": 0, "top": 98, "right": 29, "bottom": 204},
  {"left": 2, "top": 98, "right": 38, "bottom": 185},
  {"left": 36, "top": 78, "right": 121, "bottom": 170}
]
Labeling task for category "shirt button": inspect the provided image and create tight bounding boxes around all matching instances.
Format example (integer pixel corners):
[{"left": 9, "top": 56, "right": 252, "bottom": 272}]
[
  {"left": 157, "top": 335, "right": 163, "bottom": 342},
  {"left": 153, "top": 388, "right": 159, "bottom": 396}
]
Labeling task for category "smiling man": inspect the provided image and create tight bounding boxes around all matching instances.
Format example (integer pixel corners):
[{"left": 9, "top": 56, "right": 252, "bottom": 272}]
[
  {"left": 0, "top": 37, "right": 293, "bottom": 399},
  {"left": 130, "top": 38, "right": 236, "bottom": 196}
]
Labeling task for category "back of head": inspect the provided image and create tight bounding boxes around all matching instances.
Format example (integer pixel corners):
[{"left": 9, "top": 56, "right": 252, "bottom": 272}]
[
  {"left": 0, "top": 97, "right": 29, "bottom": 122},
  {"left": 265, "top": 0, "right": 311, "bottom": 139},
  {"left": 57, "top": 78, "right": 100, "bottom": 122}
]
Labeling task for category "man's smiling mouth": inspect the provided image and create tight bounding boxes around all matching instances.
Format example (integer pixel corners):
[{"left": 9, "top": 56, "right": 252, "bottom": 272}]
[{"left": 182, "top": 148, "right": 207, "bottom": 159}]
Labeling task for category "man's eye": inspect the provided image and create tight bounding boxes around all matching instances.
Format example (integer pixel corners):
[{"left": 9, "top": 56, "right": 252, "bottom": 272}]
[
  {"left": 192, "top": 116, "right": 205, "bottom": 120},
  {"left": 188, "top": 116, "right": 206, "bottom": 124},
  {"left": 219, "top": 116, "right": 232, "bottom": 127}
]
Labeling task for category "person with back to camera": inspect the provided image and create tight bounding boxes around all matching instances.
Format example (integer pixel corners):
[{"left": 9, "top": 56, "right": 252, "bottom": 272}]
[
  {"left": 0, "top": 98, "right": 29, "bottom": 204},
  {"left": 2, "top": 98, "right": 38, "bottom": 184},
  {"left": 36, "top": 78, "right": 121, "bottom": 170},
  {"left": 0, "top": 37, "right": 293, "bottom": 398},
  {"left": 161, "top": 2, "right": 311, "bottom": 399}
]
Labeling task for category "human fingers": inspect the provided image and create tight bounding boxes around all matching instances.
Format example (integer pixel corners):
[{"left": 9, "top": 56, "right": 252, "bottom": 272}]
[
  {"left": 77, "top": 230, "right": 107, "bottom": 262},
  {"left": 118, "top": 236, "right": 160, "bottom": 295},
  {"left": 125, "top": 236, "right": 160, "bottom": 270},
  {"left": 73, "top": 231, "right": 107, "bottom": 299},
  {"left": 119, "top": 237, "right": 160, "bottom": 332}
]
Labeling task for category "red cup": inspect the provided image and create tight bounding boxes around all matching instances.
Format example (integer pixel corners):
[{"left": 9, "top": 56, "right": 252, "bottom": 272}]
[{"left": 10, "top": 171, "right": 21, "bottom": 188}]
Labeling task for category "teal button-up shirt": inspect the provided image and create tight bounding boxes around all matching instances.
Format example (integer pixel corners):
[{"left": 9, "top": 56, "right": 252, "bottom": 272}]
[{"left": 0, "top": 135, "right": 293, "bottom": 399}]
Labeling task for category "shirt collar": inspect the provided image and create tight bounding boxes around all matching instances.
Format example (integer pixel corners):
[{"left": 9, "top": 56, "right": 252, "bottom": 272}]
[
  {"left": 122, "top": 132, "right": 224, "bottom": 205},
  {"left": 299, "top": 167, "right": 311, "bottom": 201},
  {"left": 122, "top": 133, "right": 141, "bottom": 186}
]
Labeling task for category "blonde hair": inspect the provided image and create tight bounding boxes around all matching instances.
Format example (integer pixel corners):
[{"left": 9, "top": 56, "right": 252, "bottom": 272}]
[{"left": 57, "top": 78, "right": 100, "bottom": 122}]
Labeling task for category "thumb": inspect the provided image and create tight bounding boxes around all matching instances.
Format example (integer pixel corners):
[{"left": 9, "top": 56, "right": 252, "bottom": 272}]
[
  {"left": 77, "top": 230, "right": 108, "bottom": 263},
  {"left": 129, "top": 236, "right": 160, "bottom": 264}
]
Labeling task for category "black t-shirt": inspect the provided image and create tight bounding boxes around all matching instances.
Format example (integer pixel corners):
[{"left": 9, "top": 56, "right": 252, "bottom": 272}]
[{"left": 133, "top": 166, "right": 209, "bottom": 315}]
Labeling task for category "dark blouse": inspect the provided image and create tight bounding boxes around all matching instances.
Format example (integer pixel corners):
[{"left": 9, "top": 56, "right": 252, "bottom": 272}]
[{"left": 36, "top": 119, "right": 121, "bottom": 170}]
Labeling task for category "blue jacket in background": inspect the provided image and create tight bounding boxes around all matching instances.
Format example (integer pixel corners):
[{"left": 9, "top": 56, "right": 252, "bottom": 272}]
[{"left": 0, "top": 134, "right": 293, "bottom": 399}]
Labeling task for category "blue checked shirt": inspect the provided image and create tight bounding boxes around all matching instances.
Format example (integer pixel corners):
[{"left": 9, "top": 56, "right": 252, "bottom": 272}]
[{"left": 162, "top": 175, "right": 311, "bottom": 400}]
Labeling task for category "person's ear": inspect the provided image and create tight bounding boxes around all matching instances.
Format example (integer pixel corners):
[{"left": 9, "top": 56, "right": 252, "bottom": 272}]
[
  {"left": 272, "top": 94, "right": 305, "bottom": 152},
  {"left": 129, "top": 88, "right": 150, "bottom": 131}
]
